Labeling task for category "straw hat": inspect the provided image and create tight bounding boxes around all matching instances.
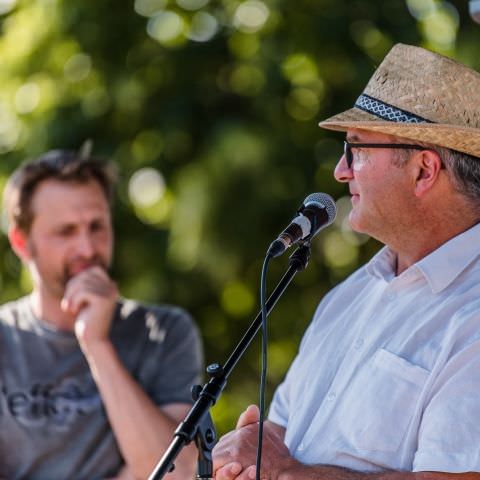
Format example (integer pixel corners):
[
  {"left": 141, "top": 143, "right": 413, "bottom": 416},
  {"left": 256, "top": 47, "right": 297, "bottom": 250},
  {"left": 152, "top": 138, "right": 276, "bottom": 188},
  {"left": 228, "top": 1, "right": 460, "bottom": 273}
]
[{"left": 318, "top": 43, "right": 480, "bottom": 158}]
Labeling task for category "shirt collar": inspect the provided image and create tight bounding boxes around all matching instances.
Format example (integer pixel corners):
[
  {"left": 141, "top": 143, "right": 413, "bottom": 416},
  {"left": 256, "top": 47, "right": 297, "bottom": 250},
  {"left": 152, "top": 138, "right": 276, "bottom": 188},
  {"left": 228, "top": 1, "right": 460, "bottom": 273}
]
[
  {"left": 366, "top": 247, "right": 397, "bottom": 282},
  {"left": 366, "top": 222, "right": 480, "bottom": 293}
]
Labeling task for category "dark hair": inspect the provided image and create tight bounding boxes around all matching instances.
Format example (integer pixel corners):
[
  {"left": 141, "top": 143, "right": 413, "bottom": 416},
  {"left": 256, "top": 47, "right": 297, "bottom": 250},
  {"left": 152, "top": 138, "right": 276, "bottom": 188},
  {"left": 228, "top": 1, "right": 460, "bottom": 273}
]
[{"left": 3, "top": 149, "right": 117, "bottom": 232}]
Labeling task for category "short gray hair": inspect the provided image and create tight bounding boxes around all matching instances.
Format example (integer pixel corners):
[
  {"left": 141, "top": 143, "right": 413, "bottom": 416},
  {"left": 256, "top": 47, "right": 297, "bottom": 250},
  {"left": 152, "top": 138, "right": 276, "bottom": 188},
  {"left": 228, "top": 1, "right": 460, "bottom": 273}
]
[{"left": 392, "top": 144, "right": 480, "bottom": 208}]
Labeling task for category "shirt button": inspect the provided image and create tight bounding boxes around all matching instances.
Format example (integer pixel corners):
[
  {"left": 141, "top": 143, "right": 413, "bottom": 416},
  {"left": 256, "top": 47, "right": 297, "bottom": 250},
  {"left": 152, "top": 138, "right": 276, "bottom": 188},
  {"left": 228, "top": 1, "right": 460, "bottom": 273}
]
[
  {"left": 298, "top": 442, "right": 305, "bottom": 451},
  {"left": 327, "top": 392, "right": 336, "bottom": 401},
  {"left": 354, "top": 338, "right": 364, "bottom": 349},
  {"left": 387, "top": 291, "right": 396, "bottom": 301}
]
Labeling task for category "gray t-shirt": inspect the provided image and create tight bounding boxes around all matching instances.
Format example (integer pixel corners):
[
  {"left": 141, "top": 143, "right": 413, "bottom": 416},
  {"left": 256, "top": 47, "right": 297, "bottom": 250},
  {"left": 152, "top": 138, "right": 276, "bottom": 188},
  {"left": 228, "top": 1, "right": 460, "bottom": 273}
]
[{"left": 0, "top": 296, "right": 203, "bottom": 480}]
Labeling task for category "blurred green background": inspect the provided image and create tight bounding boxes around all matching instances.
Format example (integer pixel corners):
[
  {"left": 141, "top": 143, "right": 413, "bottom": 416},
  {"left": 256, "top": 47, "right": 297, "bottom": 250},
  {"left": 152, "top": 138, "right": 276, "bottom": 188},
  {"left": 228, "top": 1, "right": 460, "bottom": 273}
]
[{"left": 1, "top": 0, "right": 479, "bottom": 435}]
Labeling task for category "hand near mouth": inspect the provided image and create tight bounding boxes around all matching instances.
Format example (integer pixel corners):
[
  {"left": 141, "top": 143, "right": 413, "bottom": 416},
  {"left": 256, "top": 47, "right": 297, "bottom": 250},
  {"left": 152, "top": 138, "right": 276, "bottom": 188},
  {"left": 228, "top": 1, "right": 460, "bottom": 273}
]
[{"left": 61, "top": 265, "right": 118, "bottom": 352}]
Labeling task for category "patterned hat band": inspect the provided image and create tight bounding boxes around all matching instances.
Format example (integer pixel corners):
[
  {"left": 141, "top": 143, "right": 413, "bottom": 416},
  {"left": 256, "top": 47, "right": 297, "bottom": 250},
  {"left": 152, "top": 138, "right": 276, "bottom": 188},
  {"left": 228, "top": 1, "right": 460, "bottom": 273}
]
[{"left": 354, "top": 94, "right": 434, "bottom": 124}]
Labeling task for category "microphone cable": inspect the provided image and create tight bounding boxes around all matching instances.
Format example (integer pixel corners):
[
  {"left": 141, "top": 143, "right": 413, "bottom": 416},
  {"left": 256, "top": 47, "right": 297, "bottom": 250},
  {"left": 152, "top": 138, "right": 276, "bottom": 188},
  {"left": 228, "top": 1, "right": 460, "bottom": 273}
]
[
  {"left": 255, "top": 251, "right": 272, "bottom": 480},
  {"left": 254, "top": 192, "right": 336, "bottom": 478}
]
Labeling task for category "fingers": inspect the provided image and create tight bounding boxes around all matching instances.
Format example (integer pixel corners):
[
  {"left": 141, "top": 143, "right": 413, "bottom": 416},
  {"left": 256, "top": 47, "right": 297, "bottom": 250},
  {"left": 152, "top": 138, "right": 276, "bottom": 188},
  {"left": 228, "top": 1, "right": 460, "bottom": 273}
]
[
  {"left": 215, "top": 464, "right": 265, "bottom": 480},
  {"left": 215, "top": 462, "right": 243, "bottom": 480},
  {"left": 237, "top": 465, "right": 256, "bottom": 480},
  {"left": 236, "top": 404, "right": 260, "bottom": 429},
  {"left": 62, "top": 266, "right": 117, "bottom": 314}
]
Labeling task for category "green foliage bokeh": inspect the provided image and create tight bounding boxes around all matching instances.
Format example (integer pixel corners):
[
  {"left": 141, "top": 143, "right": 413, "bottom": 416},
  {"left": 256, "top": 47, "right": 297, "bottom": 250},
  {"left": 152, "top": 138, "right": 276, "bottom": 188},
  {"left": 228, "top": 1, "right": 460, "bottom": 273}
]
[{"left": 1, "top": 0, "right": 479, "bottom": 435}]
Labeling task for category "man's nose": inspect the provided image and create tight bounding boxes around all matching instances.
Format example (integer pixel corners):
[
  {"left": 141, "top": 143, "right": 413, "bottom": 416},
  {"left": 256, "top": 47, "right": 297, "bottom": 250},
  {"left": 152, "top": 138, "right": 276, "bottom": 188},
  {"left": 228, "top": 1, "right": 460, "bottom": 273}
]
[
  {"left": 334, "top": 154, "right": 353, "bottom": 183},
  {"left": 76, "top": 231, "right": 95, "bottom": 258}
]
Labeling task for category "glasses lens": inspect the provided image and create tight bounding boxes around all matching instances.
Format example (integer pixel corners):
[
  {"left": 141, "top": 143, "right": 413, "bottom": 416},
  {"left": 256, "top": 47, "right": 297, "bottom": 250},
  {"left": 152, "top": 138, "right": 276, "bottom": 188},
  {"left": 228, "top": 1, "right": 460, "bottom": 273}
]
[{"left": 344, "top": 142, "right": 352, "bottom": 168}]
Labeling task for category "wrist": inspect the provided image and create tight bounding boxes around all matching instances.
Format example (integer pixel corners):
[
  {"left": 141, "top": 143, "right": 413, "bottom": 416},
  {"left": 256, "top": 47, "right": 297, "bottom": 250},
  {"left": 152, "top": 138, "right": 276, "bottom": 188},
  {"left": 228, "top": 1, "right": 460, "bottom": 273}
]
[
  {"left": 277, "top": 458, "right": 309, "bottom": 480},
  {"left": 79, "top": 336, "right": 114, "bottom": 363}
]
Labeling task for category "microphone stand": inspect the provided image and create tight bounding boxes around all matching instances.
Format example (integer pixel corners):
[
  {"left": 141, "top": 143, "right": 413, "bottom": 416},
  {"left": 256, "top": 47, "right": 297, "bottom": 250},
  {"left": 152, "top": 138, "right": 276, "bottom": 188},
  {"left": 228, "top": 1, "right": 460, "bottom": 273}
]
[{"left": 148, "top": 244, "right": 311, "bottom": 480}]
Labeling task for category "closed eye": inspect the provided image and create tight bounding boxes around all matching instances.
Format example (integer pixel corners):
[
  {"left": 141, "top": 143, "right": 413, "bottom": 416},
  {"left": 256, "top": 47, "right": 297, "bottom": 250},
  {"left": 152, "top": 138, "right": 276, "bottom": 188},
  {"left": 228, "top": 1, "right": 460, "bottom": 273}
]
[
  {"left": 56, "top": 225, "right": 76, "bottom": 237},
  {"left": 90, "top": 220, "right": 108, "bottom": 233}
]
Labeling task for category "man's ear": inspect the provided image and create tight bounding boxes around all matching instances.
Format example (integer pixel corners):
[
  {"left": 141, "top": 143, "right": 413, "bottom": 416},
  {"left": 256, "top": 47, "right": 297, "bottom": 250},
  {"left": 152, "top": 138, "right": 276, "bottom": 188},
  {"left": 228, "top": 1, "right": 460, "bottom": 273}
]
[
  {"left": 8, "top": 226, "right": 31, "bottom": 262},
  {"left": 414, "top": 149, "right": 443, "bottom": 197}
]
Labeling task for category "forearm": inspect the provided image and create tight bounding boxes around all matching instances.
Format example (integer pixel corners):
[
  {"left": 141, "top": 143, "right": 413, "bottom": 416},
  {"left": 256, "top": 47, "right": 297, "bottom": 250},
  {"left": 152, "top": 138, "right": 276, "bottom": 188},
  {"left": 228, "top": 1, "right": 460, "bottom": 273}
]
[
  {"left": 280, "top": 464, "right": 479, "bottom": 480},
  {"left": 84, "top": 340, "right": 196, "bottom": 480}
]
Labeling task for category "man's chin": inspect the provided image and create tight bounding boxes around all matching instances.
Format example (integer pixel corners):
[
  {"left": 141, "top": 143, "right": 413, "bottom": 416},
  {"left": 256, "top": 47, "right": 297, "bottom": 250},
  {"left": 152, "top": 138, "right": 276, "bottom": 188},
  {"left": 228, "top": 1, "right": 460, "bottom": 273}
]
[{"left": 348, "top": 212, "right": 364, "bottom": 234}]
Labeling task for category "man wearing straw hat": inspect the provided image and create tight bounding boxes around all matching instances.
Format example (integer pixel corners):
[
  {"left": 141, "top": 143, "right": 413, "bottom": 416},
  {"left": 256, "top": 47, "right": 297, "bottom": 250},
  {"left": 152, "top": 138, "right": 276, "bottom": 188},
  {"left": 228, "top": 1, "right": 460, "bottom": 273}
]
[{"left": 213, "top": 44, "right": 480, "bottom": 479}]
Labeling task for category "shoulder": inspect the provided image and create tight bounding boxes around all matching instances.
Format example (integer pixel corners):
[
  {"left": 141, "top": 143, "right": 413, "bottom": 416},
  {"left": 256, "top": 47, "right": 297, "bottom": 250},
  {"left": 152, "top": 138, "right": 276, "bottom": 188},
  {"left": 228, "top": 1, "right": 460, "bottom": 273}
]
[
  {"left": 0, "top": 296, "right": 31, "bottom": 327},
  {"left": 313, "top": 264, "right": 371, "bottom": 313},
  {"left": 117, "top": 298, "right": 194, "bottom": 324},
  {"left": 115, "top": 298, "right": 198, "bottom": 341}
]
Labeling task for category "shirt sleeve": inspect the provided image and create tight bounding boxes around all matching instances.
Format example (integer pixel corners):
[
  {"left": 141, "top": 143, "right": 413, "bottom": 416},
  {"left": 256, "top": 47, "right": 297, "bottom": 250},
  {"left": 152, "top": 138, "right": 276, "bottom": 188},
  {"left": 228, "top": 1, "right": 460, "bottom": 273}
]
[{"left": 414, "top": 313, "right": 480, "bottom": 472}]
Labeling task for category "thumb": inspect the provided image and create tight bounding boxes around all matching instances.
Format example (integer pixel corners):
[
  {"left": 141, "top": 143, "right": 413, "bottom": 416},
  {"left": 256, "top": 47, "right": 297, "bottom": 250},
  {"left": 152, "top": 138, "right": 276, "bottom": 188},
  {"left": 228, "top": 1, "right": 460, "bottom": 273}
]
[{"left": 236, "top": 404, "right": 260, "bottom": 429}]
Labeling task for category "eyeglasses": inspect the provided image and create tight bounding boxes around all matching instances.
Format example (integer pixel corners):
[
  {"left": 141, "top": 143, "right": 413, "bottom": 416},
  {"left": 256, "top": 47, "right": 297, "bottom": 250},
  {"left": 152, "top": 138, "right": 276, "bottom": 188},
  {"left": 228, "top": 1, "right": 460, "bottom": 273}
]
[{"left": 343, "top": 141, "right": 427, "bottom": 169}]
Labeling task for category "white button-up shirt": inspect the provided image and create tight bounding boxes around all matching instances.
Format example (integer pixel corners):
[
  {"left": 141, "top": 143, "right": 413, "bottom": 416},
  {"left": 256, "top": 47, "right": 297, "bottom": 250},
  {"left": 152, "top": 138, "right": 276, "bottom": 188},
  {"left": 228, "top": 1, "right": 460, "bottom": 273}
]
[{"left": 269, "top": 223, "right": 480, "bottom": 473}]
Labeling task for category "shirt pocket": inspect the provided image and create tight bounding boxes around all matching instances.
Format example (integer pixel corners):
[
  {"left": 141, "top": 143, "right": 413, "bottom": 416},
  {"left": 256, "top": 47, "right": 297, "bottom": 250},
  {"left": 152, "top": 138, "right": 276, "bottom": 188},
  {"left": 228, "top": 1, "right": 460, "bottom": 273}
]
[{"left": 336, "top": 348, "right": 429, "bottom": 452}]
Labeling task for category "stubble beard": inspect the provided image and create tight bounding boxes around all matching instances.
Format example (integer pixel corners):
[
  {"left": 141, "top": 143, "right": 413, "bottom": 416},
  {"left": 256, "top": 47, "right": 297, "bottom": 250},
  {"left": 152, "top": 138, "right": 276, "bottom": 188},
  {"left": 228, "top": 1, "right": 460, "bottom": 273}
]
[{"left": 30, "top": 242, "right": 110, "bottom": 301}]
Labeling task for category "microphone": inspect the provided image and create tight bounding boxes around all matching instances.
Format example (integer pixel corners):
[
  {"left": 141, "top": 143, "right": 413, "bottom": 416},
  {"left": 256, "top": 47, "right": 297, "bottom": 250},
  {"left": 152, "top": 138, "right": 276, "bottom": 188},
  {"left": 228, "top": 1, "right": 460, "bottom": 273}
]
[
  {"left": 470, "top": 0, "right": 480, "bottom": 23},
  {"left": 267, "top": 192, "right": 337, "bottom": 258}
]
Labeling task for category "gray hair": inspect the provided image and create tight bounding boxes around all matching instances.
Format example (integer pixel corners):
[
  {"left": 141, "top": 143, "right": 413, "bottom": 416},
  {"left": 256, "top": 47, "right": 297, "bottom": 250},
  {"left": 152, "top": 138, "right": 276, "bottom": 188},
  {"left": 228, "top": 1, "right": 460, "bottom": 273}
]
[{"left": 392, "top": 144, "right": 480, "bottom": 208}]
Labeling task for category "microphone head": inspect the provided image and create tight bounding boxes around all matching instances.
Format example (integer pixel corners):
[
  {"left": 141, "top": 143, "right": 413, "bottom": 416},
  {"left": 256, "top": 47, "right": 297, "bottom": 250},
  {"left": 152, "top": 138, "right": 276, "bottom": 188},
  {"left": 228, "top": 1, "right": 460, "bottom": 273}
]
[
  {"left": 470, "top": 0, "right": 480, "bottom": 23},
  {"left": 303, "top": 192, "right": 337, "bottom": 226}
]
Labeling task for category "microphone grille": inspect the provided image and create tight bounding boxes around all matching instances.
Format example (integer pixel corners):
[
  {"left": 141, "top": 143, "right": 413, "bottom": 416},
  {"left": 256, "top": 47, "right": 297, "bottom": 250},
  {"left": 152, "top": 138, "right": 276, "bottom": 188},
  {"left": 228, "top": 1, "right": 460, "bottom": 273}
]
[{"left": 304, "top": 192, "right": 337, "bottom": 225}]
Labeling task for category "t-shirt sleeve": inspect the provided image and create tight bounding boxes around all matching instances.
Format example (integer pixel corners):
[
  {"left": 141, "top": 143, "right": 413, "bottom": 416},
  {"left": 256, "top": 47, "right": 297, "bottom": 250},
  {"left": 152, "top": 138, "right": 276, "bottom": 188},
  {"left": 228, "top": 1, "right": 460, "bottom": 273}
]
[{"left": 136, "top": 305, "right": 204, "bottom": 406}]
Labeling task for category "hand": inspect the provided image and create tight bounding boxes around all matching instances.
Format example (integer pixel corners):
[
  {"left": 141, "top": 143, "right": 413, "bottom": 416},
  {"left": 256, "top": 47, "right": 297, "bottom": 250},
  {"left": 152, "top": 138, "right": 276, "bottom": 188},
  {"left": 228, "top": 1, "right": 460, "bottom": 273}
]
[
  {"left": 61, "top": 266, "right": 118, "bottom": 351},
  {"left": 213, "top": 405, "right": 293, "bottom": 480}
]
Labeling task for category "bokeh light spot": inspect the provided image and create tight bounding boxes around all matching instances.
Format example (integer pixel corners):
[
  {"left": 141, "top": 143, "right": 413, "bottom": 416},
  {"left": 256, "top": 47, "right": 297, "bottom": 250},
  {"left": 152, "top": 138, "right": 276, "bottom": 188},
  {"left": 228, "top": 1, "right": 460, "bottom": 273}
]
[
  {"left": 177, "top": 0, "right": 209, "bottom": 11},
  {"left": 147, "top": 11, "right": 186, "bottom": 46},
  {"left": 233, "top": 0, "right": 270, "bottom": 33},
  {"left": 0, "top": 103, "right": 20, "bottom": 153},
  {"left": 229, "top": 64, "right": 265, "bottom": 96},
  {"left": 285, "top": 88, "right": 319, "bottom": 121},
  {"left": 406, "top": 0, "right": 437, "bottom": 19},
  {"left": 0, "top": 0, "right": 16, "bottom": 14},
  {"left": 131, "top": 130, "right": 164, "bottom": 164},
  {"left": 334, "top": 196, "right": 370, "bottom": 246},
  {"left": 133, "top": 189, "right": 174, "bottom": 226},
  {"left": 82, "top": 88, "right": 111, "bottom": 117},
  {"left": 421, "top": 5, "right": 458, "bottom": 49},
  {"left": 228, "top": 32, "right": 260, "bottom": 59},
  {"left": 350, "top": 20, "right": 393, "bottom": 60},
  {"left": 188, "top": 12, "right": 218, "bottom": 42},
  {"left": 64, "top": 53, "right": 92, "bottom": 82},
  {"left": 134, "top": 0, "right": 167, "bottom": 17},
  {"left": 129, "top": 167, "right": 166, "bottom": 207},
  {"left": 14, "top": 82, "right": 40, "bottom": 114},
  {"left": 323, "top": 230, "right": 359, "bottom": 269},
  {"left": 282, "top": 53, "right": 319, "bottom": 86}
]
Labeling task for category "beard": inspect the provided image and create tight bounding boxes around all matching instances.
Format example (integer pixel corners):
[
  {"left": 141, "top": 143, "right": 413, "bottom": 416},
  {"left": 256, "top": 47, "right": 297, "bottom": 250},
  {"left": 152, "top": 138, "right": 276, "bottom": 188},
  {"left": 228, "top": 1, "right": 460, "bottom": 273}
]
[
  {"left": 28, "top": 239, "right": 111, "bottom": 299},
  {"left": 62, "top": 256, "right": 110, "bottom": 285}
]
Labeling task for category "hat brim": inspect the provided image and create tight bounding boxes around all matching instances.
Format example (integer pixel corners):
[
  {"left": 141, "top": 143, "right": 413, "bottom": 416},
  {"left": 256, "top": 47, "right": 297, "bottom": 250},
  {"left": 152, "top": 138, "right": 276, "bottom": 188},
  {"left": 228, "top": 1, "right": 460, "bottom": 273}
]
[{"left": 319, "top": 107, "right": 480, "bottom": 158}]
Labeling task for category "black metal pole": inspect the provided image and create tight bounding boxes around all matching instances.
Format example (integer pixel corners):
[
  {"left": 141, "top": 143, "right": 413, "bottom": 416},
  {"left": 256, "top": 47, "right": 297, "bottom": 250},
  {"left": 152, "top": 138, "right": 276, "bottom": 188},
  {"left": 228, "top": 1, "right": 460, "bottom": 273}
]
[{"left": 148, "top": 245, "right": 311, "bottom": 480}]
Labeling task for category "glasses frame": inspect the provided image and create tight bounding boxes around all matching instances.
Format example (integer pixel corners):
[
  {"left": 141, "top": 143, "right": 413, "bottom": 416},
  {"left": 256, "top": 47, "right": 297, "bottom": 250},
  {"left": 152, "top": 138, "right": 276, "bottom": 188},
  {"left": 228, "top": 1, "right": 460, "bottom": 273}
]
[{"left": 343, "top": 141, "right": 427, "bottom": 169}]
